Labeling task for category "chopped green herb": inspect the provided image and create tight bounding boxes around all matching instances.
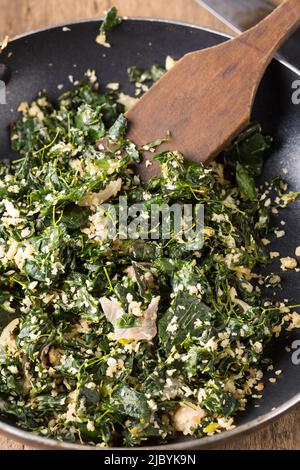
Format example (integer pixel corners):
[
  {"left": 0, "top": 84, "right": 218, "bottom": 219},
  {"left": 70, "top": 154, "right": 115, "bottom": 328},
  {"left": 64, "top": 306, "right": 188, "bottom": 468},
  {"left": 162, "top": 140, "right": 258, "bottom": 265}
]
[
  {"left": 0, "top": 66, "right": 299, "bottom": 447},
  {"left": 128, "top": 64, "right": 165, "bottom": 84},
  {"left": 96, "top": 7, "right": 122, "bottom": 48}
]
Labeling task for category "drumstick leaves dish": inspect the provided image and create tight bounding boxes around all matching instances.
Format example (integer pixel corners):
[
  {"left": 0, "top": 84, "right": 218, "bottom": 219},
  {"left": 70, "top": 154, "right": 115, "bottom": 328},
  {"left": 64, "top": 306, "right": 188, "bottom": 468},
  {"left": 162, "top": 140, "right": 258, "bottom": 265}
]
[{"left": 0, "top": 69, "right": 300, "bottom": 446}]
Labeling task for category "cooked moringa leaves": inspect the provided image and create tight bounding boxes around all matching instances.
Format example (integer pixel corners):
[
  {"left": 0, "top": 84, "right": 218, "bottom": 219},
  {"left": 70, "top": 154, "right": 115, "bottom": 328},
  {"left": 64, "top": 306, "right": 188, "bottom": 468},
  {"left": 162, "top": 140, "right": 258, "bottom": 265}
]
[
  {"left": 100, "top": 6, "right": 122, "bottom": 34},
  {"left": 127, "top": 64, "right": 166, "bottom": 84},
  {"left": 0, "top": 73, "right": 300, "bottom": 447}
]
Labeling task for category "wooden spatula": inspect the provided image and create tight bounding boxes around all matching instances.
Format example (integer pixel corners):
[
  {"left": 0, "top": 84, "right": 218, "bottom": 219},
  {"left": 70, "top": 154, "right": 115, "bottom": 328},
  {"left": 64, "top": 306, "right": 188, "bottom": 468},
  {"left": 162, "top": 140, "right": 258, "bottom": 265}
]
[{"left": 126, "top": 0, "right": 300, "bottom": 182}]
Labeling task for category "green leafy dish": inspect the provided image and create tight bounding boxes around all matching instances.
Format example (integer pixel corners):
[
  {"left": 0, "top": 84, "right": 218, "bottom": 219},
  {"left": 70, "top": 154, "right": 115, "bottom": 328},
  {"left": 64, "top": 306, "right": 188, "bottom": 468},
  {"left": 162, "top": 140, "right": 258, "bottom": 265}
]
[{"left": 0, "top": 9, "right": 300, "bottom": 448}]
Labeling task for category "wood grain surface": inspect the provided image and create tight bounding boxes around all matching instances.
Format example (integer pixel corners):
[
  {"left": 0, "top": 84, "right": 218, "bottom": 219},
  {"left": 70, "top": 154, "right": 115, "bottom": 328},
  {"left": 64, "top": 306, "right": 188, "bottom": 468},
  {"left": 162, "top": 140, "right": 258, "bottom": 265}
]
[{"left": 0, "top": 0, "right": 299, "bottom": 451}]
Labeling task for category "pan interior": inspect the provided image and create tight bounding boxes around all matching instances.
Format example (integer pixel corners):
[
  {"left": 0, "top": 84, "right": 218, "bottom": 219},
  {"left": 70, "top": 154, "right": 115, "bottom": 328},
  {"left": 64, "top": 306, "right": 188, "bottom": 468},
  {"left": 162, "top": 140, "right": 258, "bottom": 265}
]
[{"left": 0, "top": 19, "right": 300, "bottom": 448}]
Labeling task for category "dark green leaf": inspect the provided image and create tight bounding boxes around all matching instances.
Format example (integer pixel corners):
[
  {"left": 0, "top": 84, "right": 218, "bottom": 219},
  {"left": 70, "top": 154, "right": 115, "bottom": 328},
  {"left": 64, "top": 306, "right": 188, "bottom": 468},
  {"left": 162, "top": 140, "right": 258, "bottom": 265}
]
[
  {"left": 108, "top": 114, "right": 127, "bottom": 141},
  {"left": 113, "top": 385, "right": 151, "bottom": 421},
  {"left": 236, "top": 162, "right": 257, "bottom": 199}
]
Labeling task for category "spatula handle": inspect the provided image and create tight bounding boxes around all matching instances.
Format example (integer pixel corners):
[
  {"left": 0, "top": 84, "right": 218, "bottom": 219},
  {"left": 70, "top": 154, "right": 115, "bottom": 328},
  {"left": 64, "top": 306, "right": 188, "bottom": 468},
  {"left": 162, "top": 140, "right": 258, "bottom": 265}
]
[{"left": 241, "top": 0, "right": 300, "bottom": 62}]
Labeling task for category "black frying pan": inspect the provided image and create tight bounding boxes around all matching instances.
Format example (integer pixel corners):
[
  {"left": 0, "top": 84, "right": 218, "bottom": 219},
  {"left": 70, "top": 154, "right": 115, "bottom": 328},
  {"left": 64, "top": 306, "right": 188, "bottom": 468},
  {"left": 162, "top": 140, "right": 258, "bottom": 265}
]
[{"left": 0, "top": 18, "right": 300, "bottom": 450}]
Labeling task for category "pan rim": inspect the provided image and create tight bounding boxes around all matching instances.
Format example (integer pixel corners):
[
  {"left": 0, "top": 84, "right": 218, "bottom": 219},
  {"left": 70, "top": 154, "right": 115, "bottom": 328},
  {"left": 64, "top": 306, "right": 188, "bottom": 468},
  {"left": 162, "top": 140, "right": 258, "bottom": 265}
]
[
  {"left": 9, "top": 16, "right": 233, "bottom": 43},
  {"left": 1, "top": 17, "right": 300, "bottom": 450},
  {"left": 8, "top": 15, "right": 300, "bottom": 78}
]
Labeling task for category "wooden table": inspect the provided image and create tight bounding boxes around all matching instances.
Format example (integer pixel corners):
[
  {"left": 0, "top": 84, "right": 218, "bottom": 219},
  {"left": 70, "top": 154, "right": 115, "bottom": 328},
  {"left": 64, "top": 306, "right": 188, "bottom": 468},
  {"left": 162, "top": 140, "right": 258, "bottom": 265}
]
[{"left": 0, "top": 0, "right": 299, "bottom": 451}]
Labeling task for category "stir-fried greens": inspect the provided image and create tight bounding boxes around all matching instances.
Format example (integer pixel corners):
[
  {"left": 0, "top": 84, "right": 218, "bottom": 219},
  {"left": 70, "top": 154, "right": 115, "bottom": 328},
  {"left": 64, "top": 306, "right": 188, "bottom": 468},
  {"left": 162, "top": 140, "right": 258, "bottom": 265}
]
[{"left": 0, "top": 14, "right": 300, "bottom": 445}]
